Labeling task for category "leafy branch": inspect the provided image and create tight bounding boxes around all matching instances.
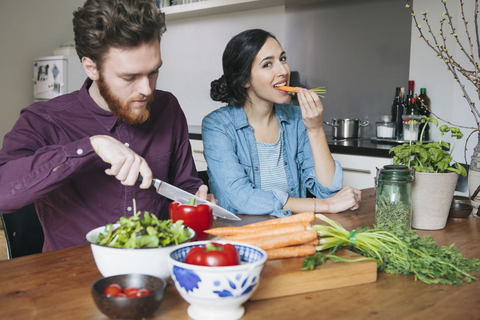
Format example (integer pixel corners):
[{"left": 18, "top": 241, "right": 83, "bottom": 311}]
[{"left": 406, "top": 0, "right": 480, "bottom": 130}]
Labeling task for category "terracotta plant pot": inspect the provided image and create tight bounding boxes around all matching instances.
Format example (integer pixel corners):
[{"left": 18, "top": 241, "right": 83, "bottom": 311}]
[{"left": 411, "top": 172, "right": 459, "bottom": 230}]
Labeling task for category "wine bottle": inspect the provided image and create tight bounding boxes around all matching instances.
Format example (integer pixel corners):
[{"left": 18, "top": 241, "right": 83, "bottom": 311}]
[
  {"left": 391, "top": 87, "right": 403, "bottom": 139},
  {"left": 407, "top": 80, "right": 415, "bottom": 102},
  {"left": 416, "top": 88, "right": 431, "bottom": 140},
  {"left": 406, "top": 97, "right": 420, "bottom": 115},
  {"left": 400, "top": 87, "right": 406, "bottom": 113}
]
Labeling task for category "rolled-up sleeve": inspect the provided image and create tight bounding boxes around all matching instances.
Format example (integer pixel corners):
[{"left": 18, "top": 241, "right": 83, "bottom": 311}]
[
  {"left": 0, "top": 112, "right": 98, "bottom": 212},
  {"left": 304, "top": 160, "right": 343, "bottom": 198}
]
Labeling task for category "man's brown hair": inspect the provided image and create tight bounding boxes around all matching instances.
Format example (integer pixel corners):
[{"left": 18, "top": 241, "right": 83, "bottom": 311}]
[{"left": 73, "top": 0, "right": 166, "bottom": 70}]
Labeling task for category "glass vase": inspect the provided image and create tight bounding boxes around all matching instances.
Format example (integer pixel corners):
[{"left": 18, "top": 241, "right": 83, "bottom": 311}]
[{"left": 468, "top": 132, "right": 480, "bottom": 209}]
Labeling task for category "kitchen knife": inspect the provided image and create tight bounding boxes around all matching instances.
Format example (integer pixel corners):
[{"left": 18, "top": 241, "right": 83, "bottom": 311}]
[{"left": 139, "top": 175, "right": 241, "bottom": 221}]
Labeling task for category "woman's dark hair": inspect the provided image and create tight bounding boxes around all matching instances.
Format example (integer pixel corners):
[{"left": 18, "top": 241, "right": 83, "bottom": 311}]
[
  {"left": 73, "top": 0, "right": 166, "bottom": 70},
  {"left": 210, "top": 29, "right": 277, "bottom": 107}
]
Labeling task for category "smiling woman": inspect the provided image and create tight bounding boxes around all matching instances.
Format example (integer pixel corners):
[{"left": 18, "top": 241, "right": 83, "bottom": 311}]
[{"left": 202, "top": 29, "right": 361, "bottom": 218}]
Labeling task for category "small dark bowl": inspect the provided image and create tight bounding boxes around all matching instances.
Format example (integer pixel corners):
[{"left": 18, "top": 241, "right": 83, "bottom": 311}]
[
  {"left": 91, "top": 274, "right": 166, "bottom": 320},
  {"left": 449, "top": 196, "right": 473, "bottom": 219}
]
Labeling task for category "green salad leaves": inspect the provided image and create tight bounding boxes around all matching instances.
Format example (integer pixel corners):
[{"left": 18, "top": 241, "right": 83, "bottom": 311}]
[{"left": 96, "top": 201, "right": 191, "bottom": 248}]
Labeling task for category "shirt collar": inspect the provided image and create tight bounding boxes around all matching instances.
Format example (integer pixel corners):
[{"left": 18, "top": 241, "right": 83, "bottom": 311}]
[
  {"left": 232, "top": 106, "right": 250, "bottom": 130},
  {"left": 78, "top": 78, "right": 119, "bottom": 132},
  {"left": 274, "top": 104, "right": 291, "bottom": 125},
  {"left": 233, "top": 103, "right": 291, "bottom": 131}
]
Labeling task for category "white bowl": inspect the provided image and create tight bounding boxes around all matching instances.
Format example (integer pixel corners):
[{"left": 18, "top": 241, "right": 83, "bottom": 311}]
[
  {"left": 86, "top": 224, "right": 195, "bottom": 282},
  {"left": 168, "top": 241, "right": 267, "bottom": 320}
]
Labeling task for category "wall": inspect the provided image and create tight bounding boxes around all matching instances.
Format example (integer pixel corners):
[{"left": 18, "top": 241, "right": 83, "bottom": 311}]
[
  {"left": 157, "top": 0, "right": 412, "bottom": 139},
  {"left": 409, "top": 0, "right": 477, "bottom": 163},
  {"left": 0, "top": 0, "right": 86, "bottom": 149},
  {"left": 284, "top": 0, "right": 412, "bottom": 138},
  {"left": 156, "top": 6, "right": 286, "bottom": 125},
  {"left": 0, "top": 0, "right": 413, "bottom": 150}
]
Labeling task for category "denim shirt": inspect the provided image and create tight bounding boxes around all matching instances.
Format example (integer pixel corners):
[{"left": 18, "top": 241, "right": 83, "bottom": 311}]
[{"left": 201, "top": 104, "right": 343, "bottom": 217}]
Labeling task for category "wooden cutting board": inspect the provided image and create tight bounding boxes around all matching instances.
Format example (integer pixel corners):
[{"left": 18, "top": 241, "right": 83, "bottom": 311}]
[{"left": 250, "top": 248, "right": 377, "bottom": 301}]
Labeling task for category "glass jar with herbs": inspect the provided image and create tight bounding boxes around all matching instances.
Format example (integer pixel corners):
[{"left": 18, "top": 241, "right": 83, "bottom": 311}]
[{"left": 374, "top": 165, "right": 415, "bottom": 228}]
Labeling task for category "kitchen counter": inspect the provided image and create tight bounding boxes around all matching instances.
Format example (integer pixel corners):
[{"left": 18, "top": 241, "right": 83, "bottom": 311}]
[
  {"left": 326, "top": 136, "right": 396, "bottom": 158},
  {"left": 1, "top": 188, "right": 479, "bottom": 319},
  {"left": 189, "top": 125, "right": 396, "bottom": 158}
]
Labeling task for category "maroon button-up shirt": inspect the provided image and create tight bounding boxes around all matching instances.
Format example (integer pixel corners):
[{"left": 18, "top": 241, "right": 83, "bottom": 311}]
[{"left": 0, "top": 79, "right": 202, "bottom": 252}]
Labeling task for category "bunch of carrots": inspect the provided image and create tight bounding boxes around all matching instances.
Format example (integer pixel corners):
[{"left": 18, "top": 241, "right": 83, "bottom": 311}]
[{"left": 204, "top": 212, "right": 318, "bottom": 260}]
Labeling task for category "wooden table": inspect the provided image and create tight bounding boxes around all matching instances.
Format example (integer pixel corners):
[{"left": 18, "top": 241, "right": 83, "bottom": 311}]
[{"left": 1, "top": 188, "right": 480, "bottom": 319}]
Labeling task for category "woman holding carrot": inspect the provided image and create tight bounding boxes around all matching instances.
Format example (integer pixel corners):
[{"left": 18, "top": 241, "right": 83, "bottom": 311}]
[{"left": 202, "top": 29, "right": 361, "bottom": 217}]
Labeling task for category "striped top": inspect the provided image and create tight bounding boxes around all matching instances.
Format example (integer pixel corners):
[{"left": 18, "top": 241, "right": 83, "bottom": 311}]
[{"left": 256, "top": 132, "right": 289, "bottom": 193}]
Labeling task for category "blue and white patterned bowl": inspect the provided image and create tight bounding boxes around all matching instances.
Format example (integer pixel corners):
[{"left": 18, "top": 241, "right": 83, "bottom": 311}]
[{"left": 168, "top": 241, "right": 267, "bottom": 320}]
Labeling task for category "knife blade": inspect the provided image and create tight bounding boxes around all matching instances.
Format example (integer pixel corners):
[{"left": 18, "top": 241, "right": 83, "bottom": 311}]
[{"left": 139, "top": 175, "right": 241, "bottom": 221}]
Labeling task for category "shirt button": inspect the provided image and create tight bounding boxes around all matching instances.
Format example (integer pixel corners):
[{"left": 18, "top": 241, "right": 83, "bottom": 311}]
[
  {"left": 284, "top": 162, "right": 287, "bottom": 165},
  {"left": 290, "top": 187, "right": 294, "bottom": 191},
  {"left": 284, "top": 212, "right": 288, "bottom": 216},
  {"left": 255, "top": 167, "right": 258, "bottom": 171},
  {"left": 127, "top": 206, "right": 132, "bottom": 212},
  {"left": 124, "top": 142, "right": 130, "bottom": 147},
  {"left": 76, "top": 149, "right": 83, "bottom": 155}
]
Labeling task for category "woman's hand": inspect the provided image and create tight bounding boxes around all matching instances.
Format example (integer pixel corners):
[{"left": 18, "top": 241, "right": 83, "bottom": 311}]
[
  {"left": 322, "top": 186, "right": 362, "bottom": 213},
  {"left": 195, "top": 184, "right": 218, "bottom": 220},
  {"left": 297, "top": 89, "right": 324, "bottom": 132},
  {"left": 195, "top": 184, "right": 217, "bottom": 204},
  {"left": 297, "top": 88, "right": 335, "bottom": 186}
]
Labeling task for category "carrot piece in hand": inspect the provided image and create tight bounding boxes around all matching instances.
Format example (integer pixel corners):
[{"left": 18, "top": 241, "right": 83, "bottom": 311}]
[
  {"left": 277, "top": 86, "right": 326, "bottom": 97},
  {"left": 277, "top": 86, "right": 301, "bottom": 93},
  {"left": 244, "top": 212, "right": 315, "bottom": 228},
  {"left": 266, "top": 245, "right": 317, "bottom": 260}
]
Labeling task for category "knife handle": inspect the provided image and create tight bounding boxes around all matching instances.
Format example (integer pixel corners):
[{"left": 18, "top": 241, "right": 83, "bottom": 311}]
[{"left": 137, "top": 173, "right": 143, "bottom": 183}]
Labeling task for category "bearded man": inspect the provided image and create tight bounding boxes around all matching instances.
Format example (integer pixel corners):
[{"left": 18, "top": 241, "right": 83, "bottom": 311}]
[{"left": 0, "top": 0, "right": 211, "bottom": 252}]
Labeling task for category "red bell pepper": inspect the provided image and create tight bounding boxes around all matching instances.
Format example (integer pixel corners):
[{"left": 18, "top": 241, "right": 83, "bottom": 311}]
[
  {"left": 184, "top": 242, "right": 241, "bottom": 267},
  {"left": 169, "top": 198, "right": 213, "bottom": 240}
]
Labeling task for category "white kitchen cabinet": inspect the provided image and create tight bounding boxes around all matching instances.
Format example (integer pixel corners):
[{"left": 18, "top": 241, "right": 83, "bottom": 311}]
[
  {"left": 189, "top": 139, "right": 207, "bottom": 172},
  {"left": 332, "top": 153, "right": 393, "bottom": 190},
  {"left": 161, "top": 0, "right": 285, "bottom": 20}
]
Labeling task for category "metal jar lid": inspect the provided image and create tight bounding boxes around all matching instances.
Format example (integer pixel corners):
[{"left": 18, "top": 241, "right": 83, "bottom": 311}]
[{"left": 378, "top": 165, "right": 415, "bottom": 182}]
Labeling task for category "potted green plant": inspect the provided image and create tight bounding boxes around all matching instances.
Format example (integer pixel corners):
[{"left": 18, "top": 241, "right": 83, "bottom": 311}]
[
  {"left": 405, "top": 0, "right": 480, "bottom": 208},
  {"left": 390, "top": 116, "right": 467, "bottom": 230}
]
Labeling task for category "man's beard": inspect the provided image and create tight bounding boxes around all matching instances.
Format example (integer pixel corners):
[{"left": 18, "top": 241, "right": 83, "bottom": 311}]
[{"left": 97, "top": 75, "right": 154, "bottom": 125}]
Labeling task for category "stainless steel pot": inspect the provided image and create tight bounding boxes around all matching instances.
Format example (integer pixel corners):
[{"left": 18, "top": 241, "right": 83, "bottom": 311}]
[{"left": 323, "top": 118, "right": 370, "bottom": 139}]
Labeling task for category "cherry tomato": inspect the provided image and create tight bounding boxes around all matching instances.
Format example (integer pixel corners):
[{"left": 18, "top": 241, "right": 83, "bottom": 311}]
[
  {"left": 103, "top": 283, "right": 151, "bottom": 298},
  {"left": 185, "top": 243, "right": 240, "bottom": 267},
  {"left": 103, "top": 284, "right": 123, "bottom": 297},
  {"left": 124, "top": 287, "right": 139, "bottom": 297},
  {"left": 137, "top": 289, "right": 151, "bottom": 297}
]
